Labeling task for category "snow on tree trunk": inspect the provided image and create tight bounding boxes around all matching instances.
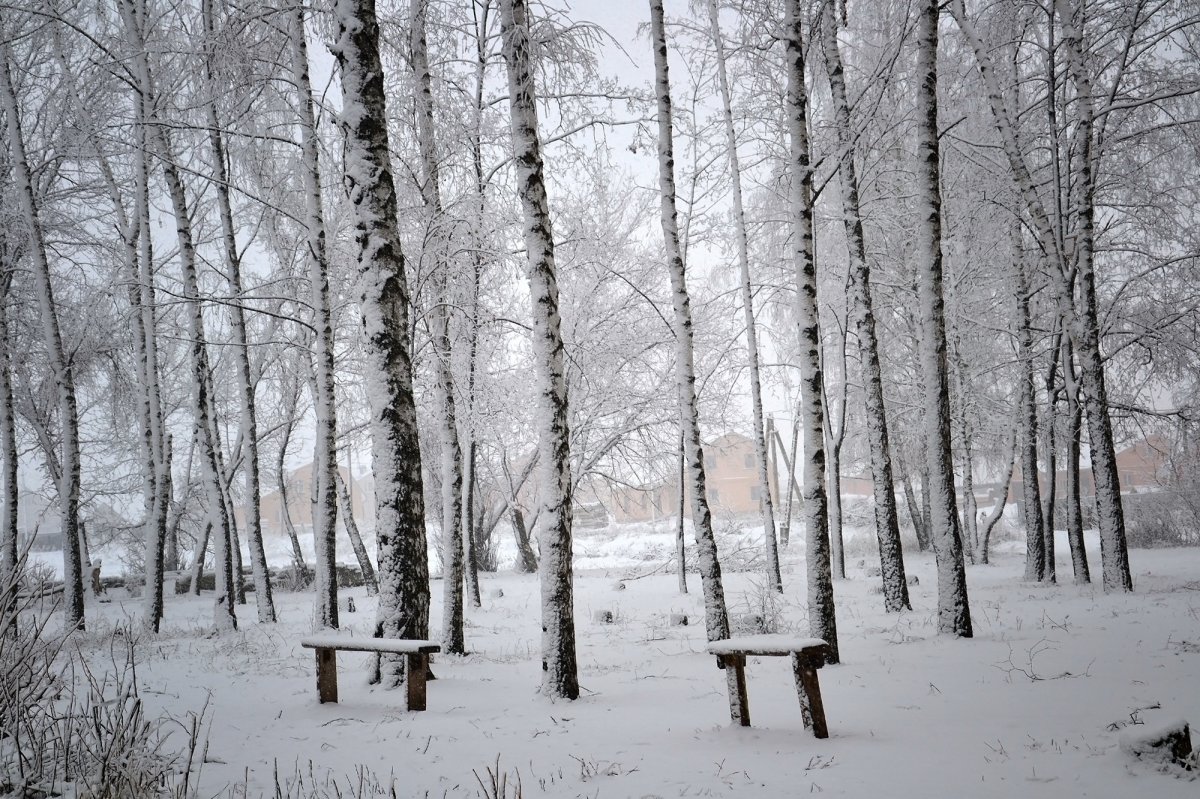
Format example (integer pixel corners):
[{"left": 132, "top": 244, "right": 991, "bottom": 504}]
[
  {"left": 410, "top": 0, "right": 467, "bottom": 654},
  {"left": 705, "top": 0, "right": 782, "bottom": 592},
  {"left": 511, "top": 506, "right": 538, "bottom": 574},
  {"left": 276, "top": 392, "right": 309, "bottom": 580},
  {"left": 1053, "top": 0, "right": 1131, "bottom": 593},
  {"left": 333, "top": 0, "right": 431, "bottom": 686},
  {"left": 202, "top": 0, "right": 275, "bottom": 624},
  {"left": 979, "top": 438, "right": 1017, "bottom": 565},
  {"left": 1063, "top": 340, "right": 1091, "bottom": 583},
  {"left": 132, "top": 82, "right": 169, "bottom": 633},
  {"left": 784, "top": 0, "right": 838, "bottom": 661},
  {"left": 500, "top": 0, "right": 580, "bottom": 699},
  {"left": 0, "top": 46, "right": 85, "bottom": 632},
  {"left": 649, "top": 0, "right": 731, "bottom": 644},
  {"left": 1014, "top": 230, "right": 1046, "bottom": 585},
  {"left": 335, "top": 467, "right": 377, "bottom": 595},
  {"left": 1040, "top": 333, "right": 1062, "bottom": 585},
  {"left": 159, "top": 152, "right": 236, "bottom": 633},
  {"left": 824, "top": 350, "right": 850, "bottom": 577},
  {"left": 463, "top": 441, "right": 482, "bottom": 608},
  {"left": 676, "top": 428, "right": 687, "bottom": 594},
  {"left": 0, "top": 272, "right": 16, "bottom": 582},
  {"left": 290, "top": 4, "right": 340, "bottom": 629},
  {"left": 820, "top": 3, "right": 909, "bottom": 612},
  {"left": 914, "top": 0, "right": 971, "bottom": 637}
]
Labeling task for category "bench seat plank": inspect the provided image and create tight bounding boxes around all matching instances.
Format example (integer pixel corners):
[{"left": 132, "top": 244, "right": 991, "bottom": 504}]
[
  {"left": 706, "top": 635, "right": 827, "bottom": 657},
  {"left": 300, "top": 635, "right": 441, "bottom": 655}
]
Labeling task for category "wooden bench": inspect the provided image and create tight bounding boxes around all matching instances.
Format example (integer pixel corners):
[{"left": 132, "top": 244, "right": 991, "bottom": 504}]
[
  {"left": 707, "top": 635, "right": 830, "bottom": 737},
  {"left": 300, "top": 635, "right": 441, "bottom": 711}
]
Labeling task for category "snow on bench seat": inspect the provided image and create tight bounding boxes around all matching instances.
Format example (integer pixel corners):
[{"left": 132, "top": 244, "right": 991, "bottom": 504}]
[
  {"left": 300, "top": 635, "right": 440, "bottom": 655},
  {"left": 706, "top": 635, "right": 827, "bottom": 657},
  {"left": 300, "top": 635, "right": 440, "bottom": 710},
  {"left": 706, "top": 635, "right": 831, "bottom": 736}
]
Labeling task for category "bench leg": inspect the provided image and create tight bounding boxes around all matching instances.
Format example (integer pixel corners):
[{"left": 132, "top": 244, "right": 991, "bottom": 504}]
[
  {"left": 791, "top": 654, "right": 828, "bottom": 739},
  {"left": 315, "top": 648, "right": 338, "bottom": 704},
  {"left": 720, "top": 655, "right": 750, "bottom": 727},
  {"left": 406, "top": 653, "right": 428, "bottom": 711}
]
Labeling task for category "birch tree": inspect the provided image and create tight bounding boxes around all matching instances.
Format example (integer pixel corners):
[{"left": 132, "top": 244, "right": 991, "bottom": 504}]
[
  {"left": 0, "top": 252, "right": 16, "bottom": 583},
  {"left": 288, "top": 3, "right": 340, "bottom": 630},
  {"left": 201, "top": 0, "right": 275, "bottom": 624},
  {"left": 704, "top": 0, "right": 782, "bottom": 592},
  {"left": 649, "top": 0, "right": 732, "bottom": 645},
  {"left": 913, "top": 0, "right": 972, "bottom": 636},
  {"left": 819, "top": 3, "right": 910, "bottom": 612},
  {"left": 333, "top": 0, "right": 430, "bottom": 684},
  {"left": 783, "top": 0, "right": 838, "bottom": 661},
  {"left": 500, "top": 0, "right": 579, "bottom": 700},
  {"left": 410, "top": 0, "right": 467, "bottom": 656},
  {"left": 0, "top": 42, "right": 86, "bottom": 631}
]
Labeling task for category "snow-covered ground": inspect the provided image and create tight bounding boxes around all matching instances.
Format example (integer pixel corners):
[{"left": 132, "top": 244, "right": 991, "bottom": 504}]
[{"left": 56, "top": 531, "right": 1199, "bottom": 797}]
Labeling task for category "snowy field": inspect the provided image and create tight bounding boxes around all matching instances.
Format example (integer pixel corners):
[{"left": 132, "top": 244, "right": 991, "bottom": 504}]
[{"left": 47, "top": 533, "right": 1200, "bottom": 798}]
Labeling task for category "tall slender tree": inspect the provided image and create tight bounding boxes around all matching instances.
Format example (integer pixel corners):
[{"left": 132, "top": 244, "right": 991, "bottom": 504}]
[
  {"left": 0, "top": 43, "right": 86, "bottom": 631},
  {"left": 648, "top": 0, "right": 732, "bottom": 645},
  {"left": 0, "top": 262, "right": 16, "bottom": 584},
  {"left": 291, "top": 2, "right": 340, "bottom": 630},
  {"left": 410, "top": 0, "right": 466, "bottom": 656},
  {"left": 499, "top": 0, "right": 579, "bottom": 700},
  {"left": 820, "top": 3, "right": 910, "bottom": 611},
  {"left": 201, "top": 0, "right": 275, "bottom": 624},
  {"left": 913, "top": 0, "right": 972, "bottom": 637},
  {"left": 783, "top": 0, "right": 838, "bottom": 661},
  {"left": 704, "top": 0, "right": 782, "bottom": 592}
]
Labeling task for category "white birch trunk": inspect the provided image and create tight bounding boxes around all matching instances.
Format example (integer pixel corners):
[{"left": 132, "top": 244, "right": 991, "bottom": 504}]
[
  {"left": 333, "top": 0, "right": 430, "bottom": 687},
  {"left": 500, "top": 0, "right": 580, "bottom": 698},
  {"left": 978, "top": 437, "right": 1017, "bottom": 565},
  {"left": 1040, "top": 331, "right": 1061, "bottom": 585},
  {"left": 0, "top": 46, "right": 85, "bottom": 631},
  {"left": 1053, "top": 0, "right": 1131, "bottom": 592},
  {"left": 289, "top": 5, "right": 339, "bottom": 629},
  {"left": 1062, "top": 339, "right": 1090, "bottom": 582},
  {"left": 914, "top": 0, "right": 972, "bottom": 636},
  {"left": 784, "top": 0, "right": 837, "bottom": 660},
  {"left": 649, "top": 0, "right": 731, "bottom": 643},
  {"left": 202, "top": 0, "right": 275, "bottom": 624},
  {"left": 705, "top": 0, "right": 782, "bottom": 592},
  {"left": 133, "top": 84, "right": 170, "bottom": 633},
  {"left": 116, "top": 1, "right": 237, "bottom": 631},
  {"left": 0, "top": 270, "right": 16, "bottom": 582},
  {"left": 676, "top": 427, "right": 687, "bottom": 594},
  {"left": 820, "top": 4, "right": 910, "bottom": 612},
  {"left": 335, "top": 466, "right": 377, "bottom": 594},
  {"left": 410, "top": 0, "right": 467, "bottom": 655}
]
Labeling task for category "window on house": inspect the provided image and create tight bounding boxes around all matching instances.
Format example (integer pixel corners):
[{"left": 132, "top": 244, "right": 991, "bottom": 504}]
[
  {"left": 750, "top": 486, "right": 762, "bottom": 501},
  {"left": 744, "top": 454, "right": 755, "bottom": 469}
]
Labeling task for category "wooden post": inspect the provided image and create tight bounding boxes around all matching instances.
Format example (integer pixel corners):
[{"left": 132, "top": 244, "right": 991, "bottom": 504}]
[
  {"left": 315, "top": 648, "right": 338, "bottom": 704},
  {"left": 406, "top": 653, "right": 428, "bottom": 711},
  {"left": 791, "top": 650, "right": 828, "bottom": 738},
  {"left": 720, "top": 654, "right": 750, "bottom": 726}
]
